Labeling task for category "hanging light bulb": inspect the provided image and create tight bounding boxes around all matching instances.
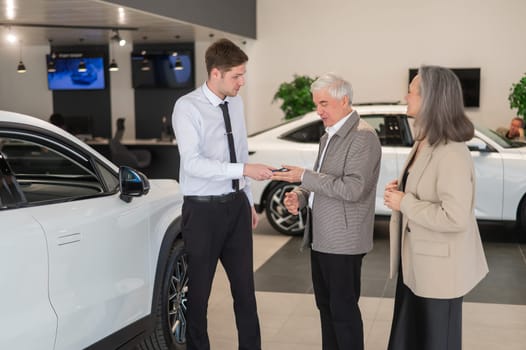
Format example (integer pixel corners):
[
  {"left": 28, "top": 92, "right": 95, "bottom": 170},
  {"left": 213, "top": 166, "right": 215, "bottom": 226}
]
[
  {"left": 17, "top": 41, "right": 26, "bottom": 73},
  {"left": 77, "top": 60, "right": 87, "bottom": 72},
  {"left": 174, "top": 57, "right": 184, "bottom": 71},
  {"left": 109, "top": 58, "right": 119, "bottom": 72},
  {"left": 47, "top": 39, "right": 56, "bottom": 73},
  {"left": 17, "top": 61, "right": 26, "bottom": 73}
]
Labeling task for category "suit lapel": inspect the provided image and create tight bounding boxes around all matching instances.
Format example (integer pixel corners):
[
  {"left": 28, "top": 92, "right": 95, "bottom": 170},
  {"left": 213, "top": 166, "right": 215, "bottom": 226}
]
[
  {"left": 314, "top": 133, "right": 328, "bottom": 170},
  {"left": 405, "top": 142, "right": 434, "bottom": 193}
]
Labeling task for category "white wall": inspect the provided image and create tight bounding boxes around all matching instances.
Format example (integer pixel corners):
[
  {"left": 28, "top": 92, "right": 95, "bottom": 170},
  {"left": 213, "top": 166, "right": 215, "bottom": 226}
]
[
  {"left": 109, "top": 31, "right": 135, "bottom": 139},
  {"left": 0, "top": 43, "right": 53, "bottom": 120},
  {"left": 245, "top": 0, "right": 526, "bottom": 133},
  {"left": 2, "top": 0, "right": 525, "bottom": 135}
]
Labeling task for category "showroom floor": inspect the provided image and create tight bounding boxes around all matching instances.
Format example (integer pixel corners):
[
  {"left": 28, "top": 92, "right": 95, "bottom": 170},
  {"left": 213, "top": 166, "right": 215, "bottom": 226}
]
[{"left": 205, "top": 217, "right": 526, "bottom": 350}]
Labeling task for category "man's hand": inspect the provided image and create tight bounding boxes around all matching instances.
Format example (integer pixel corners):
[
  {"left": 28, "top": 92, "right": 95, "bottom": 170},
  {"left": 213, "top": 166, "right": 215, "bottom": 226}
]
[
  {"left": 243, "top": 164, "right": 274, "bottom": 181},
  {"left": 284, "top": 191, "right": 300, "bottom": 215},
  {"left": 251, "top": 206, "right": 259, "bottom": 229},
  {"left": 271, "top": 165, "right": 304, "bottom": 183}
]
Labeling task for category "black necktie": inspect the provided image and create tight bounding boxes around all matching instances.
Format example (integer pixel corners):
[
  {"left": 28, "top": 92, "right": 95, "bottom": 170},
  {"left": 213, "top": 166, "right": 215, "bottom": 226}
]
[{"left": 219, "top": 102, "right": 240, "bottom": 191}]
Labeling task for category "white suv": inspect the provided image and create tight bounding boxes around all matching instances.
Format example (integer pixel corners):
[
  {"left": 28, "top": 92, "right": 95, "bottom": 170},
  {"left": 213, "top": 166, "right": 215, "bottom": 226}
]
[
  {"left": 248, "top": 104, "right": 526, "bottom": 237},
  {"left": 0, "top": 111, "right": 187, "bottom": 350}
]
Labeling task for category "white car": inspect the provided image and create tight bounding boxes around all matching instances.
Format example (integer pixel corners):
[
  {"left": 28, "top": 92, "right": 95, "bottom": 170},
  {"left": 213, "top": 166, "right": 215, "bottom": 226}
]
[
  {"left": 248, "top": 104, "right": 526, "bottom": 236},
  {"left": 0, "top": 111, "right": 187, "bottom": 350}
]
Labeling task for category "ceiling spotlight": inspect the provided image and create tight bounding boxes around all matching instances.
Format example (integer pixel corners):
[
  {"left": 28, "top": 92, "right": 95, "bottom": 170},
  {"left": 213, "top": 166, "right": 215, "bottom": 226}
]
[
  {"left": 6, "top": 32, "right": 17, "bottom": 44},
  {"left": 109, "top": 59, "right": 119, "bottom": 72}
]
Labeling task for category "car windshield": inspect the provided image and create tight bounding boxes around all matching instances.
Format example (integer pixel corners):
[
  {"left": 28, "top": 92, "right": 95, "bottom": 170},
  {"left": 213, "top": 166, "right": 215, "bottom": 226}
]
[{"left": 475, "top": 125, "right": 526, "bottom": 148}]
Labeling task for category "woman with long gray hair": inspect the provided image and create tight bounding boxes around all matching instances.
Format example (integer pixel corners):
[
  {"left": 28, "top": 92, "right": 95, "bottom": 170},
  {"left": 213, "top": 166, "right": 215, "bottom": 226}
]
[{"left": 383, "top": 65, "right": 488, "bottom": 350}]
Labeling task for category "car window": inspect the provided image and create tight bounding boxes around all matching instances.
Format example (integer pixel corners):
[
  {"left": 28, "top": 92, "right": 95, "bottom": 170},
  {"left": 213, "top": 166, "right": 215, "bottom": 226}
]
[
  {"left": 0, "top": 136, "right": 107, "bottom": 207},
  {"left": 281, "top": 120, "right": 325, "bottom": 143},
  {"left": 362, "top": 114, "right": 413, "bottom": 146}
]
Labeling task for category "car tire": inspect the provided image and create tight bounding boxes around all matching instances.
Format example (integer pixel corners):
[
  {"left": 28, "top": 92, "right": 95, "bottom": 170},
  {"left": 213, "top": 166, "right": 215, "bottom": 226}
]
[
  {"left": 265, "top": 181, "right": 306, "bottom": 236},
  {"left": 138, "top": 239, "right": 188, "bottom": 350}
]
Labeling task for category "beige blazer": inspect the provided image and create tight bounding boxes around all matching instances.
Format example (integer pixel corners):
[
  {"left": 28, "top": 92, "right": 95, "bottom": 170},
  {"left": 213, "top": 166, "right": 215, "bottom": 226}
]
[{"left": 389, "top": 140, "right": 488, "bottom": 299}]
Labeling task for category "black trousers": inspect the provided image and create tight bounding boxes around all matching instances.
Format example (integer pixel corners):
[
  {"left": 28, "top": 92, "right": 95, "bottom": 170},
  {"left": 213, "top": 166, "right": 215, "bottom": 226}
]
[
  {"left": 311, "top": 250, "right": 365, "bottom": 350},
  {"left": 387, "top": 270, "right": 463, "bottom": 350},
  {"left": 182, "top": 193, "right": 261, "bottom": 350}
]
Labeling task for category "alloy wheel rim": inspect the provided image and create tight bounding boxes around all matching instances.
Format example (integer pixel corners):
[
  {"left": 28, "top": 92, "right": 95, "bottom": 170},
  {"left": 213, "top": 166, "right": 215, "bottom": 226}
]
[
  {"left": 268, "top": 184, "right": 306, "bottom": 233},
  {"left": 168, "top": 253, "right": 188, "bottom": 344}
]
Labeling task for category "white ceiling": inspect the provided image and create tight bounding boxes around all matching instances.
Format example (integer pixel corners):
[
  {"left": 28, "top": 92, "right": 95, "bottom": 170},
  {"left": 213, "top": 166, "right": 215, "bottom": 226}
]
[{"left": 0, "top": 0, "right": 243, "bottom": 46}]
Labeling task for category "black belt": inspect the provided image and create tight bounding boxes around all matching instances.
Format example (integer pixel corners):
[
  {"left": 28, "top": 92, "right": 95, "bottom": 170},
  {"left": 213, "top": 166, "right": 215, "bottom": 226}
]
[{"left": 184, "top": 191, "right": 244, "bottom": 203}]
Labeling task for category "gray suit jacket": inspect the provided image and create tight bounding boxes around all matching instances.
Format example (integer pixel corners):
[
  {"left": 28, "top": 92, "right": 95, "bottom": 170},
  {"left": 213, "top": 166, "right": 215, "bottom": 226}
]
[{"left": 294, "top": 110, "right": 382, "bottom": 255}]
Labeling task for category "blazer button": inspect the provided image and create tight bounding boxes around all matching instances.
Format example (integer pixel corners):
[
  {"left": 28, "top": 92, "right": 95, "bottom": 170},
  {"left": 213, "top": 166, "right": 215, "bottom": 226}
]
[{"left": 406, "top": 227, "right": 411, "bottom": 233}]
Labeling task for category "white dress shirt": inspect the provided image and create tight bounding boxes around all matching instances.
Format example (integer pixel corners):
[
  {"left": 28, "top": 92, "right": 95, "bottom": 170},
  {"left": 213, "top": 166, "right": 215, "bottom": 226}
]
[
  {"left": 308, "top": 111, "right": 354, "bottom": 209},
  {"left": 172, "top": 82, "right": 253, "bottom": 205}
]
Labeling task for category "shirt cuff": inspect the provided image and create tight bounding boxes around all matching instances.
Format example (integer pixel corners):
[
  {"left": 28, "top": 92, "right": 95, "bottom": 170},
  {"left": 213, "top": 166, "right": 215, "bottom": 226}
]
[{"left": 226, "top": 163, "right": 244, "bottom": 180}]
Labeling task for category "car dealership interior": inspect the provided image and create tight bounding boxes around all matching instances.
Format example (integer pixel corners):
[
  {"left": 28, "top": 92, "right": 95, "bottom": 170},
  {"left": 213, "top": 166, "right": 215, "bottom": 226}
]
[{"left": 0, "top": 1, "right": 525, "bottom": 349}]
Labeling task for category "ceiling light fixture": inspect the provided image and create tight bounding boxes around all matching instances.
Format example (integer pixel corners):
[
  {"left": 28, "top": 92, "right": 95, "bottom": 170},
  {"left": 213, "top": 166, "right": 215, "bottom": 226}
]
[
  {"left": 140, "top": 38, "right": 151, "bottom": 71},
  {"left": 111, "top": 29, "right": 126, "bottom": 47},
  {"left": 109, "top": 59, "right": 119, "bottom": 72},
  {"left": 77, "top": 38, "right": 87, "bottom": 72},
  {"left": 17, "top": 41, "right": 26, "bottom": 73},
  {"left": 108, "top": 34, "right": 119, "bottom": 72},
  {"left": 174, "top": 58, "right": 183, "bottom": 71},
  {"left": 47, "top": 39, "right": 56, "bottom": 73}
]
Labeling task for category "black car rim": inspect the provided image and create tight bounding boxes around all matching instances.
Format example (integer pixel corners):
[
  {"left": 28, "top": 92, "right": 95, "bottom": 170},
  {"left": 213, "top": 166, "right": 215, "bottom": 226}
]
[{"left": 168, "top": 253, "right": 188, "bottom": 344}]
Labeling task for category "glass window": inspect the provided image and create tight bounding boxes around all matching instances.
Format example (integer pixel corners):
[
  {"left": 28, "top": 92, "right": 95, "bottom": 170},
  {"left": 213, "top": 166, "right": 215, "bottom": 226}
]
[
  {"left": 281, "top": 121, "right": 325, "bottom": 143},
  {"left": 0, "top": 136, "right": 105, "bottom": 207}
]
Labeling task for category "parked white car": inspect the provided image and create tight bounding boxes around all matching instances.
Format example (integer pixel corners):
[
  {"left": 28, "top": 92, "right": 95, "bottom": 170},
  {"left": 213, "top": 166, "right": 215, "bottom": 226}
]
[
  {"left": 248, "top": 104, "right": 526, "bottom": 236},
  {"left": 0, "top": 111, "right": 187, "bottom": 350}
]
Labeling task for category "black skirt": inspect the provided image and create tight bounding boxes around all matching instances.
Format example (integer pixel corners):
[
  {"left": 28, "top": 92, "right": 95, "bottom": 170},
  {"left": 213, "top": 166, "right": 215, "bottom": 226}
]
[{"left": 387, "top": 270, "right": 463, "bottom": 350}]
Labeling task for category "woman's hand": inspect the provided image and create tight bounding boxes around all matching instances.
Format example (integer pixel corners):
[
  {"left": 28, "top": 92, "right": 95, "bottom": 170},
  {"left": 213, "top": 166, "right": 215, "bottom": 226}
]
[{"left": 384, "top": 179, "right": 404, "bottom": 211}]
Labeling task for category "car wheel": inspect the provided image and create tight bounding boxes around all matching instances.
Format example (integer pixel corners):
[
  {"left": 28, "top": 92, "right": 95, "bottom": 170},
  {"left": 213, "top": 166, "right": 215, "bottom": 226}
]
[
  {"left": 138, "top": 239, "right": 188, "bottom": 350},
  {"left": 265, "top": 181, "right": 306, "bottom": 236}
]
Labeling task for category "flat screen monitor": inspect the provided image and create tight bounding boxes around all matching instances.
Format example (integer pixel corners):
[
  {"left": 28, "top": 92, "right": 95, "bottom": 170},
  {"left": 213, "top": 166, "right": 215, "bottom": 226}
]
[
  {"left": 47, "top": 56, "right": 106, "bottom": 90},
  {"left": 131, "top": 52, "right": 194, "bottom": 89},
  {"left": 409, "top": 68, "right": 481, "bottom": 107}
]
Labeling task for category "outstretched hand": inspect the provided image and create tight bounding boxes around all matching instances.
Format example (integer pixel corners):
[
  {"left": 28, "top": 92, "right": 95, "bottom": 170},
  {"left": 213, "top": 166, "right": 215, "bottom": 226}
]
[{"left": 271, "top": 165, "right": 304, "bottom": 183}]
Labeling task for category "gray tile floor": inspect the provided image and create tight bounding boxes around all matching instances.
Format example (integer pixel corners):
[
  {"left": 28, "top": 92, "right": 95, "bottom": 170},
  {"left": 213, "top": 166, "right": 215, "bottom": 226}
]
[
  {"left": 255, "top": 219, "right": 526, "bottom": 305},
  {"left": 205, "top": 216, "right": 526, "bottom": 349}
]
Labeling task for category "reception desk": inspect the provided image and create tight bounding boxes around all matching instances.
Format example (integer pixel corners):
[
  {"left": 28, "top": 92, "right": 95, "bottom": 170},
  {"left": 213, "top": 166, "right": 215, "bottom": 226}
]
[{"left": 87, "top": 138, "right": 180, "bottom": 181}]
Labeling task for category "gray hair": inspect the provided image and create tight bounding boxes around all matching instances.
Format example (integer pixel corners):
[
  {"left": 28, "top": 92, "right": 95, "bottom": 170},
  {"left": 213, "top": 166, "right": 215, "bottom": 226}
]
[
  {"left": 310, "top": 73, "right": 353, "bottom": 106},
  {"left": 415, "top": 65, "right": 474, "bottom": 145}
]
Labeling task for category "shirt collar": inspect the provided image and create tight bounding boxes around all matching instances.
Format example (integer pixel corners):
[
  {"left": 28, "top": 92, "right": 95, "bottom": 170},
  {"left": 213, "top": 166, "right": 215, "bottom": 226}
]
[
  {"left": 202, "top": 82, "right": 231, "bottom": 107},
  {"left": 326, "top": 110, "right": 355, "bottom": 136}
]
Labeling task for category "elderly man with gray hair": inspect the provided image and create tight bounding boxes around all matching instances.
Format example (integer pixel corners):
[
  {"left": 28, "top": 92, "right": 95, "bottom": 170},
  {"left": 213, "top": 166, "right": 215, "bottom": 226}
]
[{"left": 272, "top": 73, "right": 381, "bottom": 350}]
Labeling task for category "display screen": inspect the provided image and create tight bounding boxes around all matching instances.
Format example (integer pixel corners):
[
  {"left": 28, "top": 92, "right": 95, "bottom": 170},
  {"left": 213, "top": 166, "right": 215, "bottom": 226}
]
[
  {"left": 47, "top": 56, "right": 106, "bottom": 90},
  {"left": 409, "top": 68, "right": 481, "bottom": 107},
  {"left": 131, "top": 52, "right": 194, "bottom": 89}
]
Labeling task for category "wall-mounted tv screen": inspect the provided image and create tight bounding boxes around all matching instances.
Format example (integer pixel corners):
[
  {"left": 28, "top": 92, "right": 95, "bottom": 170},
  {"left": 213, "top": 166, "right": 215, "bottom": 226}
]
[
  {"left": 47, "top": 56, "right": 106, "bottom": 90},
  {"left": 131, "top": 52, "right": 194, "bottom": 89},
  {"left": 409, "top": 68, "right": 480, "bottom": 107}
]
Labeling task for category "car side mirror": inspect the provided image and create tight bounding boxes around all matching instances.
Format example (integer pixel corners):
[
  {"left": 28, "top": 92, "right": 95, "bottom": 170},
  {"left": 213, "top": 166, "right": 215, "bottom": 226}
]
[
  {"left": 466, "top": 138, "right": 489, "bottom": 152},
  {"left": 119, "top": 166, "right": 150, "bottom": 203}
]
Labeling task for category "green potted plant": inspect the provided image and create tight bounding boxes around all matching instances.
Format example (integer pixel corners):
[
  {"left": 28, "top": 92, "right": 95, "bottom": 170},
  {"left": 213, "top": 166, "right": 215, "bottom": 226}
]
[
  {"left": 273, "top": 75, "right": 316, "bottom": 120},
  {"left": 509, "top": 72, "right": 526, "bottom": 122}
]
